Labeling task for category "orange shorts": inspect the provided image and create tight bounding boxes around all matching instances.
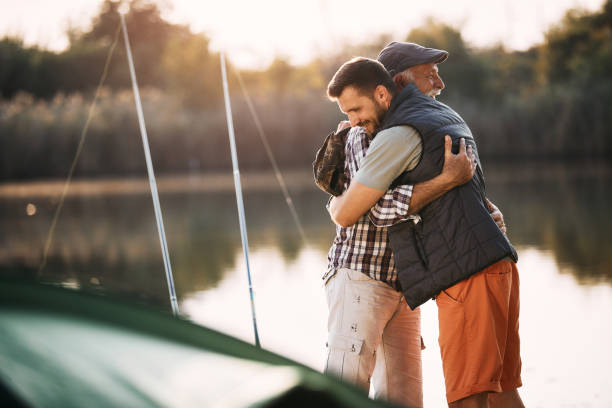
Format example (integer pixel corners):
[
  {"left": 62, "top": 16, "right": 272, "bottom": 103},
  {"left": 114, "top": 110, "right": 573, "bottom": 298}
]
[{"left": 436, "top": 260, "right": 522, "bottom": 403}]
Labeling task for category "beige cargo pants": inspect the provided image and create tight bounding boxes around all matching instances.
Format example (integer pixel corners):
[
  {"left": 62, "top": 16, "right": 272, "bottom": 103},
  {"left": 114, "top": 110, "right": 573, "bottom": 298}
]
[{"left": 324, "top": 268, "right": 423, "bottom": 408}]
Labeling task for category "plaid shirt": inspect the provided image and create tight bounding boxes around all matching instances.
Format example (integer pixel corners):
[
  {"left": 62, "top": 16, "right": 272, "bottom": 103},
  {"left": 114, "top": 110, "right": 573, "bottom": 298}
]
[{"left": 325, "top": 126, "right": 417, "bottom": 289}]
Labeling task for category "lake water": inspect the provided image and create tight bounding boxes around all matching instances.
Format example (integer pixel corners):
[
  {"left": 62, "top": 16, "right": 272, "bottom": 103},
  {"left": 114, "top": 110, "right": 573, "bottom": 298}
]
[{"left": 1, "top": 163, "right": 611, "bottom": 407}]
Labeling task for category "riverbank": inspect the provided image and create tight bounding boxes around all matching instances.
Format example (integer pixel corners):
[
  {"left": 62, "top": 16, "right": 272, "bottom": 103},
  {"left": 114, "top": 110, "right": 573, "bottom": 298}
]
[
  {"left": 0, "top": 170, "right": 317, "bottom": 198},
  {"left": 1, "top": 160, "right": 609, "bottom": 198}
]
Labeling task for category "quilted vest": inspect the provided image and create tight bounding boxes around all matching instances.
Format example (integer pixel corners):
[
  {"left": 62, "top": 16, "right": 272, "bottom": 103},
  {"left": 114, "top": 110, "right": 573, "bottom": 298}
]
[{"left": 380, "top": 84, "right": 518, "bottom": 309}]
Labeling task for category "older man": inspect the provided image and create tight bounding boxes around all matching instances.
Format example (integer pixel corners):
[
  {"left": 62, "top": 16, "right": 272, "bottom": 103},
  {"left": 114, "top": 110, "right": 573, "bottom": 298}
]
[
  {"left": 317, "top": 48, "right": 479, "bottom": 408},
  {"left": 325, "top": 44, "right": 524, "bottom": 408}
]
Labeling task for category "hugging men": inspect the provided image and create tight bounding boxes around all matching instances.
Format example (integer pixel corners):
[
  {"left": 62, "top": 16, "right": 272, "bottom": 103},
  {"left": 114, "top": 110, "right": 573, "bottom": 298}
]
[{"left": 316, "top": 42, "right": 524, "bottom": 408}]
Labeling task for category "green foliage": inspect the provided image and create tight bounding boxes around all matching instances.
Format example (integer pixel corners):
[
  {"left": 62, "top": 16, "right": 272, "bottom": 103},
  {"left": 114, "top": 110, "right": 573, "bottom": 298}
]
[
  {"left": 0, "top": 0, "right": 221, "bottom": 104},
  {"left": 73, "top": 0, "right": 192, "bottom": 90},
  {"left": 541, "top": 0, "right": 612, "bottom": 84},
  {"left": 406, "top": 19, "right": 487, "bottom": 101},
  {"left": 0, "top": 85, "right": 338, "bottom": 179},
  {"left": 161, "top": 33, "right": 223, "bottom": 107},
  {"left": 404, "top": 20, "right": 539, "bottom": 102},
  {"left": 1, "top": 0, "right": 611, "bottom": 182},
  {"left": 0, "top": 38, "right": 62, "bottom": 99}
]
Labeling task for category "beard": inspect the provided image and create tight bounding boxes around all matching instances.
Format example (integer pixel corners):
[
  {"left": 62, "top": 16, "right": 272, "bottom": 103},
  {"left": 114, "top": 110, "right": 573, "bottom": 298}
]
[
  {"left": 428, "top": 87, "right": 442, "bottom": 99},
  {"left": 359, "top": 99, "right": 387, "bottom": 135}
]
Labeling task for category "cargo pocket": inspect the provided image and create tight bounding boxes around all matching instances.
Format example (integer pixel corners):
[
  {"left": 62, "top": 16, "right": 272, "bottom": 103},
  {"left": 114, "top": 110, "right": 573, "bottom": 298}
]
[{"left": 324, "top": 332, "right": 365, "bottom": 384}]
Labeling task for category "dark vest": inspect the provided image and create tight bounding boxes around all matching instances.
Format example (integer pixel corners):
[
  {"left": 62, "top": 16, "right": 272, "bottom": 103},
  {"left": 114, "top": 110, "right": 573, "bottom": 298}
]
[{"left": 380, "top": 84, "right": 518, "bottom": 309}]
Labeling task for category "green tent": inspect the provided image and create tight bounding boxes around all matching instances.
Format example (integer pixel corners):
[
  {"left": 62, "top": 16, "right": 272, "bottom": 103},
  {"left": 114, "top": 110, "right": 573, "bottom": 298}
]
[{"left": 0, "top": 278, "right": 394, "bottom": 407}]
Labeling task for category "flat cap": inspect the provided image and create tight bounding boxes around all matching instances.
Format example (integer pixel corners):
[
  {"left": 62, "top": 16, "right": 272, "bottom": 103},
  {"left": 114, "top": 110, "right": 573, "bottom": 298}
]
[{"left": 377, "top": 41, "right": 448, "bottom": 76}]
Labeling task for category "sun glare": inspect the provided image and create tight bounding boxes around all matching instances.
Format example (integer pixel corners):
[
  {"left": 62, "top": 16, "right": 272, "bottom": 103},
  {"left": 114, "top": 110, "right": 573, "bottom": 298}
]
[{"left": 0, "top": 0, "right": 606, "bottom": 69}]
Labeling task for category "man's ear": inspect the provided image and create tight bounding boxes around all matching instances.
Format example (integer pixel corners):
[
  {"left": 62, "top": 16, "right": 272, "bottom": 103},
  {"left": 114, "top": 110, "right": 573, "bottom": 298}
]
[
  {"left": 393, "top": 73, "right": 408, "bottom": 89},
  {"left": 374, "top": 85, "right": 391, "bottom": 103},
  {"left": 374, "top": 85, "right": 392, "bottom": 107}
]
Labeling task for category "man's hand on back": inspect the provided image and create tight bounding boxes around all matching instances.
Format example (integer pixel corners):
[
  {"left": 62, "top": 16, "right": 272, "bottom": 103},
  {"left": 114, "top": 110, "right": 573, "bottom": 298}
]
[
  {"left": 406, "top": 135, "right": 475, "bottom": 215},
  {"left": 328, "top": 134, "right": 478, "bottom": 227},
  {"left": 486, "top": 198, "right": 507, "bottom": 234},
  {"left": 440, "top": 136, "right": 476, "bottom": 187}
]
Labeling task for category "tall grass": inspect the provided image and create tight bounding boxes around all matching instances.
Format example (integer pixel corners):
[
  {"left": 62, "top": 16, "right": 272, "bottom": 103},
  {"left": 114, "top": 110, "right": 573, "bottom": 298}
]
[
  {"left": 0, "top": 87, "right": 340, "bottom": 180},
  {"left": 1, "top": 81, "right": 610, "bottom": 182}
]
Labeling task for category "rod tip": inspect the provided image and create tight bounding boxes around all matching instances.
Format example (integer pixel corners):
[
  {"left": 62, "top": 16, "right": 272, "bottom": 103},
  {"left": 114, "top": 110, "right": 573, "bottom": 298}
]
[{"left": 118, "top": 2, "right": 129, "bottom": 15}]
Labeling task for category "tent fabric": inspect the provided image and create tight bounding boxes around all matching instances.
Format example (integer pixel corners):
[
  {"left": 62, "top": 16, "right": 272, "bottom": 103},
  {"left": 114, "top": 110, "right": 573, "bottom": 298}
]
[{"left": 0, "top": 279, "right": 394, "bottom": 407}]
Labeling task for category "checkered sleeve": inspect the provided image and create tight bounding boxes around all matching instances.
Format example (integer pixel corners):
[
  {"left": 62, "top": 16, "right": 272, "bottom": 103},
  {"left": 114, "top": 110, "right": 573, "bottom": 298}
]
[
  {"left": 325, "top": 127, "right": 368, "bottom": 217},
  {"left": 368, "top": 184, "right": 414, "bottom": 227},
  {"left": 327, "top": 125, "right": 400, "bottom": 286}
]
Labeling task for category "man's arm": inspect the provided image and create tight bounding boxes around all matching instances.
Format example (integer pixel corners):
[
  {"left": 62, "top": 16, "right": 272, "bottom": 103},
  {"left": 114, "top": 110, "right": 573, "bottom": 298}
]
[
  {"left": 330, "top": 136, "right": 475, "bottom": 227},
  {"left": 368, "top": 185, "right": 414, "bottom": 227}
]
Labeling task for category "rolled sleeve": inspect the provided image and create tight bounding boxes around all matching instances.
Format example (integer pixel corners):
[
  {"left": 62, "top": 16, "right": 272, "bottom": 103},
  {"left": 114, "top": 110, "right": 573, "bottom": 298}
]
[
  {"left": 369, "top": 184, "right": 414, "bottom": 227},
  {"left": 354, "top": 126, "right": 422, "bottom": 190}
]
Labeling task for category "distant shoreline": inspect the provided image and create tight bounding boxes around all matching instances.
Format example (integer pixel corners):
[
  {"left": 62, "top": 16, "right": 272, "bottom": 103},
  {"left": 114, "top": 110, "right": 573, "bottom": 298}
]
[
  {"left": 0, "top": 161, "right": 609, "bottom": 198},
  {"left": 0, "top": 170, "right": 317, "bottom": 198}
]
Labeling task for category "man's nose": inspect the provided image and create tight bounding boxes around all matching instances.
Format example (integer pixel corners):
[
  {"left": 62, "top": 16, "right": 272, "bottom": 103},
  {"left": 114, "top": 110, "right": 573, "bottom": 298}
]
[
  {"left": 436, "top": 76, "right": 445, "bottom": 90},
  {"left": 348, "top": 114, "right": 359, "bottom": 127}
]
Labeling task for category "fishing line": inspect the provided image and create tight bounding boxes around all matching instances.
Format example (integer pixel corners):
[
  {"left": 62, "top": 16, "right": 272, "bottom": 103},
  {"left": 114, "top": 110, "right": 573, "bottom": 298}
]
[
  {"left": 38, "top": 22, "right": 122, "bottom": 275},
  {"left": 120, "top": 11, "right": 179, "bottom": 316},
  {"left": 231, "top": 67, "right": 309, "bottom": 247},
  {"left": 220, "top": 52, "right": 261, "bottom": 348}
]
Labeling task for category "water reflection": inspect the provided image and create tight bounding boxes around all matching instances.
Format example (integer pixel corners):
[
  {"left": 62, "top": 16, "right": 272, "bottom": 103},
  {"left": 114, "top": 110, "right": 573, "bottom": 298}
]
[
  {"left": 0, "top": 187, "right": 334, "bottom": 306},
  {"left": 484, "top": 162, "right": 611, "bottom": 284},
  {"left": 1, "top": 164, "right": 611, "bottom": 406},
  {"left": 0, "top": 163, "right": 610, "bottom": 303}
]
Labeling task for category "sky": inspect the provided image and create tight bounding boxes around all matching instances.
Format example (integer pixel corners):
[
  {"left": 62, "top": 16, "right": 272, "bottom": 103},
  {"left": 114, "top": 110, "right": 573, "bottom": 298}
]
[{"left": 0, "top": 0, "right": 606, "bottom": 68}]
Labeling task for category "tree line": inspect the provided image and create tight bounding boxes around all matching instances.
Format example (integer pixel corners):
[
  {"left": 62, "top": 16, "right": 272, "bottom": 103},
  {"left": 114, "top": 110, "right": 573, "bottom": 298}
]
[{"left": 1, "top": 0, "right": 611, "bottom": 181}]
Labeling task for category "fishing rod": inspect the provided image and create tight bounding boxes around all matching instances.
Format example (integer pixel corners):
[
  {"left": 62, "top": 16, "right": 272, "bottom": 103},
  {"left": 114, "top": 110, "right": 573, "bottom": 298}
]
[
  {"left": 231, "top": 67, "right": 309, "bottom": 247},
  {"left": 120, "top": 10, "right": 180, "bottom": 316},
  {"left": 38, "top": 23, "right": 122, "bottom": 276},
  {"left": 219, "top": 52, "right": 261, "bottom": 348}
]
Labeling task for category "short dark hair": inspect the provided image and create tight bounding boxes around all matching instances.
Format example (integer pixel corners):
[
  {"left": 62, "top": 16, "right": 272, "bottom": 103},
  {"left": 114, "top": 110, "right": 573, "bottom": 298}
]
[{"left": 327, "top": 57, "right": 397, "bottom": 100}]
